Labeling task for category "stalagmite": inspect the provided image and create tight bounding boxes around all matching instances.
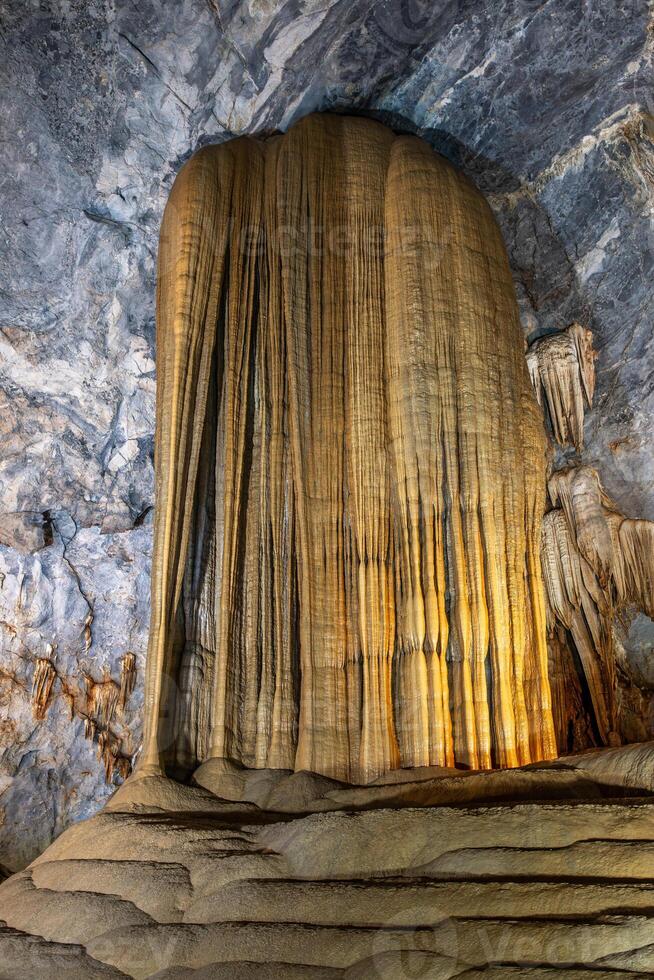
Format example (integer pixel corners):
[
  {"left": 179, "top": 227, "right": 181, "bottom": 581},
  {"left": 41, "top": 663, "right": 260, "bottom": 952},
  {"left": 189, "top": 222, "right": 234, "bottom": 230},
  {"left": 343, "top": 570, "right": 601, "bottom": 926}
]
[
  {"left": 542, "top": 464, "right": 654, "bottom": 749},
  {"left": 526, "top": 322, "right": 596, "bottom": 450},
  {"left": 31, "top": 653, "right": 56, "bottom": 721},
  {"left": 139, "top": 113, "right": 557, "bottom": 784}
]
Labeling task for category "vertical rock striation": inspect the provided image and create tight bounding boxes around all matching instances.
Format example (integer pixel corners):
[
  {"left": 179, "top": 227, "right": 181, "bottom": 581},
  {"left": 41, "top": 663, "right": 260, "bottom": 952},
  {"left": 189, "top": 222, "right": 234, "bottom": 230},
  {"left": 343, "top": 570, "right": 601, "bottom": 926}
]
[
  {"left": 30, "top": 655, "right": 56, "bottom": 722},
  {"left": 141, "top": 114, "right": 556, "bottom": 784}
]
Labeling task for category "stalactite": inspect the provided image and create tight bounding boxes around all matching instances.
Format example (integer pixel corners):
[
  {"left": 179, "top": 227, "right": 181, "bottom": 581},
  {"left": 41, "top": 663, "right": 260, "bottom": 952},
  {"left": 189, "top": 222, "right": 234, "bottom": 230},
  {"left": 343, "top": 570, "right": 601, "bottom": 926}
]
[
  {"left": 542, "top": 464, "right": 654, "bottom": 747},
  {"left": 31, "top": 651, "right": 56, "bottom": 721},
  {"left": 140, "top": 113, "right": 557, "bottom": 784},
  {"left": 97, "top": 731, "right": 131, "bottom": 783},
  {"left": 548, "top": 465, "right": 654, "bottom": 617},
  {"left": 80, "top": 664, "right": 132, "bottom": 783},
  {"left": 84, "top": 666, "right": 119, "bottom": 729},
  {"left": 606, "top": 514, "right": 654, "bottom": 618},
  {"left": 30, "top": 653, "right": 135, "bottom": 785},
  {"left": 541, "top": 508, "right": 617, "bottom": 743},
  {"left": 83, "top": 610, "right": 93, "bottom": 655},
  {"left": 526, "top": 322, "right": 596, "bottom": 450},
  {"left": 62, "top": 687, "right": 75, "bottom": 721},
  {"left": 548, "top": 466, "right": 615, "bottom": 586},
  {"left": 119, "top": 653, "right": 136, "bottom": 712}
]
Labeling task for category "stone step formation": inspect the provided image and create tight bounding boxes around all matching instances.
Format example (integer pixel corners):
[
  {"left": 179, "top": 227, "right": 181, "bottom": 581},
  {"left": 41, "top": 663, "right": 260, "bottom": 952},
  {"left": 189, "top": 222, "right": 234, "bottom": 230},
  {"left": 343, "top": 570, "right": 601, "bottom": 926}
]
[{"left": 1, "top": 745, "right": 654, "bottom": 978}]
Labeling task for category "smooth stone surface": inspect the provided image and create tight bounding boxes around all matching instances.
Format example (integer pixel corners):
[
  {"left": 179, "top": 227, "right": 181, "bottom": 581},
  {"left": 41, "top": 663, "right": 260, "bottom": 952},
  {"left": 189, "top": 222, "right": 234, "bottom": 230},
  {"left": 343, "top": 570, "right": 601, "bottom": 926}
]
[{"left": 193, "top": 744, "right": 654, "bottom": 813}]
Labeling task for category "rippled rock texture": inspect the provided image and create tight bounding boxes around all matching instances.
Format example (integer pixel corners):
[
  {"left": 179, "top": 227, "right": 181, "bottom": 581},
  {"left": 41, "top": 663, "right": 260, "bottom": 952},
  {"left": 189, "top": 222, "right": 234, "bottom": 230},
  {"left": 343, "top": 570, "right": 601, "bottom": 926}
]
[
  {"left": 1, "top": 0, "right": 652, "bottom": 869},
  {"left": 3, "top": 747, "right": 654, "bottom": 978}
]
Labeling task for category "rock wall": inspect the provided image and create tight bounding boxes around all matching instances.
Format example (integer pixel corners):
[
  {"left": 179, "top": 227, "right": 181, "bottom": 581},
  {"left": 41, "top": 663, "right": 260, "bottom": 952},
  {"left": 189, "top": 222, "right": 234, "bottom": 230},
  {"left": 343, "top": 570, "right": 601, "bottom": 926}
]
[{"left": 1, "top": 0, "right": 652, "bottom": 870}]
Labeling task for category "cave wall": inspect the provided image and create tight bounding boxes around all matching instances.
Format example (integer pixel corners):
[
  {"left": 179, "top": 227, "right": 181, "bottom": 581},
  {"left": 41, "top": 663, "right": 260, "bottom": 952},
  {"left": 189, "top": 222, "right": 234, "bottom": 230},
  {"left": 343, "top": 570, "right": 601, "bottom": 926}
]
[{"left": 0, "top": 0, "right": 652, "bottom": 870}]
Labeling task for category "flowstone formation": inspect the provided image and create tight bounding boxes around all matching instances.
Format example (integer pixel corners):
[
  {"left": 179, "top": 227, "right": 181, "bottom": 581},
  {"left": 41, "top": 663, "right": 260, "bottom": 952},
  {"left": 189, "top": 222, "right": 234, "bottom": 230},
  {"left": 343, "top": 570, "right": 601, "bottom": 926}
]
[{"left": 141, "top": 113, "right": 556, "bottom": 787}]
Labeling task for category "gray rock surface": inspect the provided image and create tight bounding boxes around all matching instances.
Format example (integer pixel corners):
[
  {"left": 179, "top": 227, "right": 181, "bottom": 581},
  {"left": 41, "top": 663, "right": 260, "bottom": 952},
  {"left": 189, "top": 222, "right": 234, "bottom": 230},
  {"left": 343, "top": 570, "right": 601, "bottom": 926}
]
[{"left": 0, "top": 0, "right": 652, "bottom": 869}]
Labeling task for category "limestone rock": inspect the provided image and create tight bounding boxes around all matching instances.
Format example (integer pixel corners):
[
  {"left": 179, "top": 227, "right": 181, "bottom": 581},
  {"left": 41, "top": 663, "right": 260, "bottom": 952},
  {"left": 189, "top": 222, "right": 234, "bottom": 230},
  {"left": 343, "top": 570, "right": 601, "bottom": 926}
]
[{"left": 0, "top": 520, "right": 151, "bottom": 871}]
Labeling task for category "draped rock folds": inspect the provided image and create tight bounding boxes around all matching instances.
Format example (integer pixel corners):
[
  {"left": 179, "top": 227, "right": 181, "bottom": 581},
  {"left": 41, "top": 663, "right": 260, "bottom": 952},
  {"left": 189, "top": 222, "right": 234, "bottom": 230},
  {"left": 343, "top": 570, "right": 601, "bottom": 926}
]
[
  {"left": 526, "top": 322, "right": 596, "bottom": 451},
  {"left": 140, "top": 114, "right": 557, "bottom": 785},
  {"left": 542, "top": 465, "right": 654, "bottom": 750}
]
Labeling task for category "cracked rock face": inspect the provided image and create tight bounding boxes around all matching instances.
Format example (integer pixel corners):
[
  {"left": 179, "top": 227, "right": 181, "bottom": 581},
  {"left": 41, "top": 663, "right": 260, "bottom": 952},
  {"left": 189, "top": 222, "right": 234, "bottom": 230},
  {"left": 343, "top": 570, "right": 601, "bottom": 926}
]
[{"left": 0, "top": 0, "right": 652, "bottom": 870}]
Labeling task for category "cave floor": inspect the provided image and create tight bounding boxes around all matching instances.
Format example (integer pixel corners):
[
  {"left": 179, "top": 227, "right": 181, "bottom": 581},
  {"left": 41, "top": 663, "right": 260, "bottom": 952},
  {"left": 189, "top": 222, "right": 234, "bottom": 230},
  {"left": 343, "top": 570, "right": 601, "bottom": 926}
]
[{"left": 1, "top": 744, "right": 654, "bottom": 978}]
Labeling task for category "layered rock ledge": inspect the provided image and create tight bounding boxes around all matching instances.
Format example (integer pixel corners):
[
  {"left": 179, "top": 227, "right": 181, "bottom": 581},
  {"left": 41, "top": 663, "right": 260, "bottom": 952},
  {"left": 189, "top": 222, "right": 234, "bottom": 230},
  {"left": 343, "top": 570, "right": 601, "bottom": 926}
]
[{"left": 2, "top": 743, "right": 654, "bottom": 978}]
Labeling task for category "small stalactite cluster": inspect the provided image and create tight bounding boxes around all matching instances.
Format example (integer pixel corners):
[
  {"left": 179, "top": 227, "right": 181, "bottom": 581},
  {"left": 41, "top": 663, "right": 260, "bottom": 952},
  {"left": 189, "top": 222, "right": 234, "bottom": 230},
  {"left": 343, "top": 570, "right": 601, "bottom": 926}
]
[
  {"left": 97, "top": 730, "right": 132, "bottom": 783},
  {"left": 30, "top": 647, "right": 56, "bottom": 721},
  {"left": 84, "top": 666, "right": 119, "bottom": 730},
  {"left": 526, "top": 322, "right": 596, "bottom": 450},
  {"left": 27, "top": 625, "right": 137, "bottom": 781},
  {"left": 81, "top": 660, "right": 136, "bottom": 783},
  {"left": 530, "top": 324, "right": 654, "bottom": 752},
  {"left": 140, "top": 114, "right": 558, "bottom": 784}
]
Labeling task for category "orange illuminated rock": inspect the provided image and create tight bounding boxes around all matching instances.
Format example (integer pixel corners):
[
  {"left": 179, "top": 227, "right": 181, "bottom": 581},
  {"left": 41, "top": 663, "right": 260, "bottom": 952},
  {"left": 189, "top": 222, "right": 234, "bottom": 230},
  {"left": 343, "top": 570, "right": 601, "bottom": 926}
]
[{"left": 139, "top": 114, "right": 557, "bottom": 784}]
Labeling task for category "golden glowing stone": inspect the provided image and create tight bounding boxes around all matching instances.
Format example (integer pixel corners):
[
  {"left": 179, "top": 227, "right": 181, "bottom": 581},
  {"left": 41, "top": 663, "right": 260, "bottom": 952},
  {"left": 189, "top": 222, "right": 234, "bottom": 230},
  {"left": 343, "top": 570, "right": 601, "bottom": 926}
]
[{"left": 139, "top": 113, "right": 557, "bottom": 784}]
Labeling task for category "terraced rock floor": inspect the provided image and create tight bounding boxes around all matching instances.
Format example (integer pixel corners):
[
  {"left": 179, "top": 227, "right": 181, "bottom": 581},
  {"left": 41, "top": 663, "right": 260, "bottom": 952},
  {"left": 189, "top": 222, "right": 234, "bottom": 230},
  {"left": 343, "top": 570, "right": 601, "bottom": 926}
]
[{"left": 2, "top": 749, "right": 654, "bottom": 978}]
